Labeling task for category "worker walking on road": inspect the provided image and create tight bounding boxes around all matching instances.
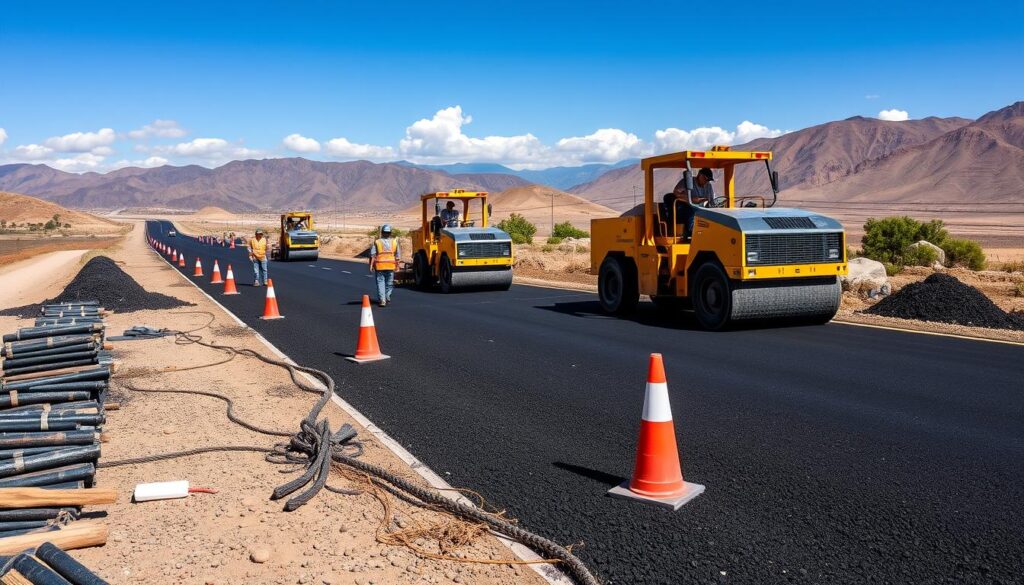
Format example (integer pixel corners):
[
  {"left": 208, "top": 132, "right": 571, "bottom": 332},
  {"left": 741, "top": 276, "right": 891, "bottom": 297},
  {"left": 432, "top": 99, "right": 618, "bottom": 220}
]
[
  {"left": 369, "top": 224, "right": 400, "bottom": 307},
  {"left": 249, "top": 228, "right": 269, "bottom": 287}
]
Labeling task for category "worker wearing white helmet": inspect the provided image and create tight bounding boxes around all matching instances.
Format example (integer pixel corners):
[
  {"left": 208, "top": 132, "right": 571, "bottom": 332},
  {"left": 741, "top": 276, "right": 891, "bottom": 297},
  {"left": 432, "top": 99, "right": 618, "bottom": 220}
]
[{"left": 369, "top": 224, "right": 401, "bottom": 307}]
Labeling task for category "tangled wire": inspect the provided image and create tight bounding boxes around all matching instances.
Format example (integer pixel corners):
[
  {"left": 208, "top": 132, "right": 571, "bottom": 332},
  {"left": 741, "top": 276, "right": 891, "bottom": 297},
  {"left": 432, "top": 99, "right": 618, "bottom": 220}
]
[{"left": 101, "top": 319, "right": 601, "bottom": 585}]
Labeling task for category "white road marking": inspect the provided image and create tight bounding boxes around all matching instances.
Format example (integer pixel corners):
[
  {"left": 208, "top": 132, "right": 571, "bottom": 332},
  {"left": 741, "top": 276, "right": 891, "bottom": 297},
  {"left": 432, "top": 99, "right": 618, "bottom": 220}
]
[
  {"left": 341, "top": 270, "right": 351, "bottom": 274},
  {"left": 321, "top": 267, "right": 332, "bottom": 271}
]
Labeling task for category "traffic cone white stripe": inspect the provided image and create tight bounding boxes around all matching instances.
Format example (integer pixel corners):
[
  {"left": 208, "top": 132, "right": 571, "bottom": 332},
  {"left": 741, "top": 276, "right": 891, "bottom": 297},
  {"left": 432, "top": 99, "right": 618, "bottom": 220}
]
[
  {"left": 641, "top": 382, "right": 673, "bottom": 423},
  {"left": 360, "top": 306, "right": 374, "bottom": 327},
  {"left": 267, "top": 285, "right": 276, "bottom": 298}
]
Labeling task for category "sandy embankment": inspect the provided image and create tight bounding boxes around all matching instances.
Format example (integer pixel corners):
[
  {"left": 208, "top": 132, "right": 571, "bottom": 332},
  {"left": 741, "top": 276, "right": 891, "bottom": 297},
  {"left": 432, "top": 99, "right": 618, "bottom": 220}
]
[{"left": 0, "top": 221, "right": 550, "bottom": 585}]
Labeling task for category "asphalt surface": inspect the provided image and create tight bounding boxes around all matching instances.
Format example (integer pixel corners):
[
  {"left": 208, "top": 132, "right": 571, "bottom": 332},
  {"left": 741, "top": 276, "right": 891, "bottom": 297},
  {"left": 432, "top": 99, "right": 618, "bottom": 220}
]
[{"left": 149, "top": 222, "right": 1024, "bottom": 585}]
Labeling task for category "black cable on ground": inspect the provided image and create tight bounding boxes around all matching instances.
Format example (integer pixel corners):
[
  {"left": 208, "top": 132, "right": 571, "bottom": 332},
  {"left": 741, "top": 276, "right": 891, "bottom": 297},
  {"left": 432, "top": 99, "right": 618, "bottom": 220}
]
[{"left": 103, "top": 322, "right": 602, "bottom": 585}]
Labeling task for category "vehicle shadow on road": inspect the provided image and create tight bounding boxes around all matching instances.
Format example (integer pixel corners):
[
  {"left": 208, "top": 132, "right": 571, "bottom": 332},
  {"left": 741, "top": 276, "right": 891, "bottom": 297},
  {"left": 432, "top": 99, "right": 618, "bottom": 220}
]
[
  {"left": 552, "top": 461, "right": 624, "bottom": 487},
  {"left": 534, "top": 300, "right": 703, "bottom": 331}
]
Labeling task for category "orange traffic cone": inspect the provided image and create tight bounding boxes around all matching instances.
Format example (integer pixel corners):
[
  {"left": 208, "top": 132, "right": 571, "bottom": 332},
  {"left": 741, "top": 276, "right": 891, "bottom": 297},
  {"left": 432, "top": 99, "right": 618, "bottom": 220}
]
[
  {"left": 223, "top": 264, "right": 240, "bottom": 295},
  {"left": 178, "top": 253, "right": 186, "bottom": 268},
  {"left": 608, "top": 353, "right": 704, "bottom": 510},
  {"left": 346, "top": 295, "right": 390, "bottom": 363},
  {"left": 172, "top": 249, "right": 178, "bottom": 262},
  {"left": 193, "top": 258, "right": 204, "bottom": 277},
  {"left": 259, "top": 279, "right": 284, "bottom": 319},
  {"left": 210, "top": 260, "right": 224, "bottom": 284}
]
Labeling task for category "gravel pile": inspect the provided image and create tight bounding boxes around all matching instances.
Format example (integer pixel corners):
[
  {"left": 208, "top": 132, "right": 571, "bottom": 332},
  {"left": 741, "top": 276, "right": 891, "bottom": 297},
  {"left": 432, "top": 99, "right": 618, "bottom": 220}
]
[
  {"left": 865, "top": 273, "right": 1024, "bottom": 330},
  {"left": 0, "top": 256, "right": 192, "bottom": 316}
]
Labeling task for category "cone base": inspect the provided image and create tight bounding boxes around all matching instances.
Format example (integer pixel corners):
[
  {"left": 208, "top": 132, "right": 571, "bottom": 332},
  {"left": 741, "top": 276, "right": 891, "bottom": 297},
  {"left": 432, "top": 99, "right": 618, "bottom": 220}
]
[
  {"left": 607, "top": 480, "right": 704, "bottom": 511},
  {"left": 345, "top": 354, "right": 391, "bottom": 364},
  {"left": 223, "top": 292, "right": 241, "bottom": 295},
  {"left": 211, "top": 278, "right": 224, "bottom": 284},
  {"left": 259, "top": 315, "right": 285, "bottom": 320}
]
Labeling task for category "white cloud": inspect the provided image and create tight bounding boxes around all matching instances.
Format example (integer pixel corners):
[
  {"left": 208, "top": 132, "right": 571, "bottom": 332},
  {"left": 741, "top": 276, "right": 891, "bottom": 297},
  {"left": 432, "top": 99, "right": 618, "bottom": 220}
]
[
  {"left": 50, "top": 153, "right": 106, "bottom": 172},
  {"left": 44, "top": 128, "right": 116, "bottom": 152},
  {"left": 555, "top": 128, "right": 649, "bottom": 163},
  {"left": 654, "top": 121, "right": 784, "bottom": 153},
  {"left": 0, "top": 128, "right": 6, "bottom": 147},
  {"left": 398, "top": 106, "right": 545, "bottom": 164},
  {"left": 112, "top": 156, "right": 169, "bottom": 169},
  {"left": 283, "top": 133, "right": 321, "bottom": 153},
  {"left": 865, "top": 94, "right": 880, "bottom": 100},
  {"left": 169, "top": 137, "right": 230, "bottom": 157},
  {"left": 12, "top": 144, "right": 54, "bottom": 160},
  {"left": 128, "top": 119, "right": 187, "bottom": 140},
  {"left": 325, "top": 137, "right": 394, "bottom": 160},
  {"left": 878, "top": 109, "right": 909, "bottom": 121}
]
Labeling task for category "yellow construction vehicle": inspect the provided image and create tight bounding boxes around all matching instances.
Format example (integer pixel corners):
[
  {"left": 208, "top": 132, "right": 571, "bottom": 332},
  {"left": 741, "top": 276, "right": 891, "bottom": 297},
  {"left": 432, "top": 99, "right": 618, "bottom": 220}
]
[
  {"left": 407, "top": 190, "right": 514, "bottom": 292},
  {"left": 271, "top": 211, "right": 319, "bottom": 261},
  {"left": 591, "top": 147, "right": 847, "bottom": 330}
]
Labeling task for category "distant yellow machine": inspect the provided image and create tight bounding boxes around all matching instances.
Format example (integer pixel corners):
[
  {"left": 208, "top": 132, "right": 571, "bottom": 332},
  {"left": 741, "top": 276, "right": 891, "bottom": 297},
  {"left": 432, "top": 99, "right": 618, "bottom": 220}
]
[
  {"left": 407, "top": 190, "right": 514, "bottom": 292},
  {"left": 272, "top": 211, "right": 319, "bottom": 261},
  {"left": 591, "top": 147, "right": 848, "bottom": 330}
]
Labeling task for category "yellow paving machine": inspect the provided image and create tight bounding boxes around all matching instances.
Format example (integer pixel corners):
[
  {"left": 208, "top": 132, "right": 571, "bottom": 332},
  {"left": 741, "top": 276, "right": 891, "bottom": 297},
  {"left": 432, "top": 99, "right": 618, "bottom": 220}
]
[
  {"left": 591, "top": 147, "right": 847, "bottom": 330},
  {"left": 272, "top": 211, "right": 320, "bottom": 261},
  {"left": 407, "top": 190, "right": 514, "bottom": 292}
]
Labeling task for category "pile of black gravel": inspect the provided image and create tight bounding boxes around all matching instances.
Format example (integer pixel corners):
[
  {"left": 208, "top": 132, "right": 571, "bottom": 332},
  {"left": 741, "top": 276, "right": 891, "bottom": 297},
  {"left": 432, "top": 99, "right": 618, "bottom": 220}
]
[
  {"left": 865, "top": 273, "right": 1024, "bottom": 330},
  {"left": 0, "top": 256, "right": 192, "bottom": 316}
]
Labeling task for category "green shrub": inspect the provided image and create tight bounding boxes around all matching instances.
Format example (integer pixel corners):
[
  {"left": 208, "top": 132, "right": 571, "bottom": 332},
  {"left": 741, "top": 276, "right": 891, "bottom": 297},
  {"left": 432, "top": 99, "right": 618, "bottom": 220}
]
[
  {"left": 904, "top": 244, "right": 938, "bottom": 267},
  {"left": 1013, "top": 282, "right": 1024, "bottom": 298},
  {"left": 541, "top": 244, "right": 555, "bottom": 252},
  {"left": 497, "top": 213, "right": 536, "bottom": 245},
  {"left": 862, "top": 216, "right": 953, "bottom": 267},
  {"left": 546, "top": 236, "right": 563, "bottom": 245},
  {"left": 942, "top": 238, "right": 986, "bottom": 270},
  {"left": 366, "top": 226, "right": 407, "bottom": 238},
  {"left": 1000, "top": 260, "right": 1024, "bottom": 273},
  {"left": 883, "top": 262, "right": 904, "bottom": 276},
  {"left": 551, "top": 221, "right": 588, "bottom": 239}
]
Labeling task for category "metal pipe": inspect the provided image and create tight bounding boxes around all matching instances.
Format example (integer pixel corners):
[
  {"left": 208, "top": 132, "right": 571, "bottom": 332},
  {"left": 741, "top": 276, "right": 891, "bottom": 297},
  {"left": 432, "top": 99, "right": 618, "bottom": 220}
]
[
  {"left": 41, "top": 480, "right": 87, "bottom": 490},
  {"left": 0, "top": 524, "right": 59, "bottom": 540},
  {"left": 2, "top": 344, "right": 99, "bottom": 361},
  {"left": 3, "top": 384, "right": 105, "bottom": 395},
  {"left": 35, "top": 541, "right": 108, "bottom": 585},
  {"left": 33, "top": 319, "right": 104, "bottom": 328},
  {"left": 3, "top": 359, "right": 99, "bottom": 378},
  {"left": 3, "top": 324, "right": 104, "bottom": 343},
  {"left": 0, "top": 445, "right": 100, "bottom": 479},
  {"left": 0, "top": 431, "right": 99, "bottom": 450},
  {"left": 0, "top": 414, "right": 103, "bottom": 427},
  {"left": 0, "top": 392, "right": 94, "bottom": 409},
  {"left": 4, "top": 352, "right": 99, "bottom": 370},
  {"left": 0, "top": 401, "right": 102, "bottom": 414},
  {"left": 1, "top": 336, "right": 97, "bottom": 358},
  {"left": 0, "top": 463, "right": 96, "bottom": 487},
  {"left": 0, "top": 447, "right": 67, "bottom": 460},
  {"left": 2, "top": 368, "right": 109, "bottom": 391},
  {"left": 0, "top": 520, "right": 48, "bottom": 532},
  {"left": 0, "top": 420, "right": 77, "bottom": 433},
  {"left": 42, "top": 301, "right": 99, "bottom": 308},
  {"left": 0, "top": 508, "right": 78, "bottom": 522}
]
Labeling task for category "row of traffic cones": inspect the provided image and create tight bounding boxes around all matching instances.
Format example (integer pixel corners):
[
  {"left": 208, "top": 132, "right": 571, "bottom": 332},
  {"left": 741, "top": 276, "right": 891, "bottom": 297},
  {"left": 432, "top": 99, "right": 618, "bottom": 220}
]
[{"left": 149, "top": 234, "right": 699, "bottom": 510}]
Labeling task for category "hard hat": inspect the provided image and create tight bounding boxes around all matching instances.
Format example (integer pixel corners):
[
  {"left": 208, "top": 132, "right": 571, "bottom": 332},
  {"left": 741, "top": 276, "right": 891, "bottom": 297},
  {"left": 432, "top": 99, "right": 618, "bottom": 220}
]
[
  {"left": 256, "top": 229, "right": 264, "bottom": 235},
  {"left": 381, "top": 224, "right": 393, "bottom": 233}
]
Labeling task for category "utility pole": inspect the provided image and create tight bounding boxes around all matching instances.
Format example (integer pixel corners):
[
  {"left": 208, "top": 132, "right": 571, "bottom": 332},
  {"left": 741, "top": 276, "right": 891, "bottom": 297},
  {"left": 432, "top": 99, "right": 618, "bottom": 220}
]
[{"left": 633, "top": 185, "right": 638, "bottom": 208}]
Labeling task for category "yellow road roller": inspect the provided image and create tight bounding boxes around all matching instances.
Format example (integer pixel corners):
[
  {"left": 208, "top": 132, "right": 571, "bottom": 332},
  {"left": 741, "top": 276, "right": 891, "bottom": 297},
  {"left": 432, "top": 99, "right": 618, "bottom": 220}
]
[
  {"left": 591, "top": 147, "right": 847, "bottom": 330},
  {"left": 408, "top": 190, "right": 514, "bottom": 292}
]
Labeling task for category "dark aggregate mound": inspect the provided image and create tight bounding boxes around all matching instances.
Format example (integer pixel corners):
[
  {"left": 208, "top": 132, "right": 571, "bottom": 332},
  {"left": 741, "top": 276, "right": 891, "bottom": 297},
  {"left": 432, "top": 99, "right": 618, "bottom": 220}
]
[
  {"left": 0, "top": 256, "right": 192, "bottom": 316},
  {"left": 865, "top": 273, "right": 1024, "bottom": 330}
]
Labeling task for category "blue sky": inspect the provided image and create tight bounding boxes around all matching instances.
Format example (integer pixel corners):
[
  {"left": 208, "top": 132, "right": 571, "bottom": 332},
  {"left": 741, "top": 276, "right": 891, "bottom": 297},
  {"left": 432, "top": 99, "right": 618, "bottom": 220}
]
[{"left": 1, "top": 0, "right": 1021, "bottom": 172}]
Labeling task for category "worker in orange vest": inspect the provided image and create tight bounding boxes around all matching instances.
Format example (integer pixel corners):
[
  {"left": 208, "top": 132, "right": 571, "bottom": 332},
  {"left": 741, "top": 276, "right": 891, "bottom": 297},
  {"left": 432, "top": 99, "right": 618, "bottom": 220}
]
[
  {"left": 369, "top": 224, "right": 400, "bottom": 307},
  {"left": 248, "top": 228, "right": 269, "bottom": 287}
]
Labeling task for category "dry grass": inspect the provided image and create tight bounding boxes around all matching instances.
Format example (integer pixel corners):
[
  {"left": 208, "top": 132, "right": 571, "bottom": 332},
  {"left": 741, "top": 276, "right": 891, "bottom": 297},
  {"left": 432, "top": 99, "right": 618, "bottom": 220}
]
[{"left": 0, "top": 237, "right": 122, "bottom": 267}]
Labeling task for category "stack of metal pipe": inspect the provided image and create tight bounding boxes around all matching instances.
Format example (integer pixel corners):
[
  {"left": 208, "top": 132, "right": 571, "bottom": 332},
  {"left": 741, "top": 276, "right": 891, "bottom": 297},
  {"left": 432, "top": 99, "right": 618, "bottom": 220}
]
[
  {"left": 0, "top": 541, "right": 109, "bottom": 584},
  {"left": 0, "top": 303, "right": 114, "bottom": 539}
]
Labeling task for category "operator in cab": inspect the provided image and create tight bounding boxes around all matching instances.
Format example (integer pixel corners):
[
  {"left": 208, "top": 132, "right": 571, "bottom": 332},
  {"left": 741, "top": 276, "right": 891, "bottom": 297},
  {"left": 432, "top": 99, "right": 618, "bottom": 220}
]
[
  {"left": 670, "top": 167, "right": 715, "bottom": 239},
  {"left": 440, "top": 201, "right": 460, "bottom": 228}
]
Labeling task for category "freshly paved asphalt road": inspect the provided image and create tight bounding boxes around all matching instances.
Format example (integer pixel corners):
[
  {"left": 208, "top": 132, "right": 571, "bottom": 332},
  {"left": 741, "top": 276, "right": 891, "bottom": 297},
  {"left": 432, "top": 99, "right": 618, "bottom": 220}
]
[{"left": 150, "top": 221, "right": 1024, "bottom": 585}]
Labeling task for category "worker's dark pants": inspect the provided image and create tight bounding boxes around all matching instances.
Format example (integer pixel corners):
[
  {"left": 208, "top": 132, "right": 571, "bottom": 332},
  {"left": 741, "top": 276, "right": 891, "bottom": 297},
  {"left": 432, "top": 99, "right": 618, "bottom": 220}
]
[
  {"left": 375, "top": 270, "right": 395, "bottom": 302},
  {"left": 678, "top": 203, "right": 696, "bottom": 239}
]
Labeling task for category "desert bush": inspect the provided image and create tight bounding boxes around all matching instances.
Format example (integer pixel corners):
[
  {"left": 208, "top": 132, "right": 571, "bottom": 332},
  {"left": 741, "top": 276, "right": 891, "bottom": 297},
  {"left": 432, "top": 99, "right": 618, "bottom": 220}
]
[
  {"left": 546, "top": 236, "right": 563, "bottom": 245},
  {"left": 541, "top": 244, "right": 555, "bottom": 252},
  {"left": 915, "top": 219, "right": 949, "bottom": 246},
  {"left": 552, "top": 221, "right": 588, "bottom": 239},
  {"left": 862, "top": 216, "right": 923, "bottom": 264},
  {"left": 999, "top": 260, "right": 1024, "bottom": 274},
  {"left": 883, "top": 262, "right": 904, "bottom": 276},
  {"left": 366, "top": 226, "right": 407, "bottom": 238},
  {"left": 497, "top": 213, "right": 536, "bottom": 245},
  {"left": 903, "top": 244, "right": 938, "bottom": 267},
  {"left": 1013, "top": 282, "right": 1024, "bottom": 298},
  {"left": 942, "top": 238, "right": 986, "bottom": 270}
]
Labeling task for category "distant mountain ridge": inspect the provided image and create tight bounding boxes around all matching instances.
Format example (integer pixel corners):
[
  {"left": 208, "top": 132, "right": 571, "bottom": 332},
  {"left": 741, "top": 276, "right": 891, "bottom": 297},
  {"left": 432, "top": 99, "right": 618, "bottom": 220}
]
[{"left": 401, "top": 160, "right": 638, "bottom": 189}]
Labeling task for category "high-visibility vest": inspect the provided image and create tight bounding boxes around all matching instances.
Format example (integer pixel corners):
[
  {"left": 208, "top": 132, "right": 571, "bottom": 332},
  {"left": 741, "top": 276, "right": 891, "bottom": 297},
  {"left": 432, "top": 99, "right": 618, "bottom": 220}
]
[
  {"left": 373, "top": 239, "right": 397, "bottom": 271},
  {"left": 249, "top": 237, "right": 267, "bottom": 260}
]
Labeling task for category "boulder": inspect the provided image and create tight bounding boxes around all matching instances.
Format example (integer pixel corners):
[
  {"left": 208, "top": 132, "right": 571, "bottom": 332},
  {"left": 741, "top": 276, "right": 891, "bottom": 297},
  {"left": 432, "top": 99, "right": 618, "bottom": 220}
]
[
  {"left": 842, "top": 257, "right": 889, "bottom": 294},
  {"left": 909, "top": 240, "right": 946, "bottom": 265}
]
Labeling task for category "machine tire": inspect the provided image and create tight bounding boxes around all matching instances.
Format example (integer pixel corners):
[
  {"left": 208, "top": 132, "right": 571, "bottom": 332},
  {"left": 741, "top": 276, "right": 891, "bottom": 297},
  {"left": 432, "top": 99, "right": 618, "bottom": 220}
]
[
  {"left": 439, "top": 254, "right": 454, "bottom": 294},
  {"left": 598, "top": 256, "right": 639, "bottom": 314},
  {"left": 413, "top": 252, "right": 432, "bottom": 289},
  {"left": 281, "top": 245, "right": 290, "bottom": 262},
  {"left": 691, "top": 262, "right": 733, "bottom": 331}
]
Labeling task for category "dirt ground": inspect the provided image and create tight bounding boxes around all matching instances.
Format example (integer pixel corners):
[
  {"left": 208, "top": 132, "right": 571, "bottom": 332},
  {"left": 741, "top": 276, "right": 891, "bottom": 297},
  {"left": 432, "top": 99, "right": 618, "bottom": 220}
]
[{"left": 0, "top": 223, "right": 550, "bottom": 585}]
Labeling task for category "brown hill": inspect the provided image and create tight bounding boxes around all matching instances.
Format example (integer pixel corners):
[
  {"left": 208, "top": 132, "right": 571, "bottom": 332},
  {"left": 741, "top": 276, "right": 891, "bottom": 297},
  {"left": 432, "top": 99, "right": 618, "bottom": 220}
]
[
  {"left": 789, "top": 101, "right": 1024, "bottom": 203},
  {"left": 569, "top": 115, "right": 971, "bottom": 210},
  {"left": 0, "top": 159, "right": 529, "bottom": 213},
  {"left": 190, "top": 206, "right": 238, "bottom": 220},
  {"left": 0, "top": 191, "right": 123, "bottom": 233}
]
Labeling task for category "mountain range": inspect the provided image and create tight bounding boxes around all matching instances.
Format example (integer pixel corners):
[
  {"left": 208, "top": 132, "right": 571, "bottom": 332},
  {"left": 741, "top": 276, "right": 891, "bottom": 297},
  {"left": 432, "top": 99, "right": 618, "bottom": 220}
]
[{"left": 0, "top": 101, "right": 1020, "bottom": 213}]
